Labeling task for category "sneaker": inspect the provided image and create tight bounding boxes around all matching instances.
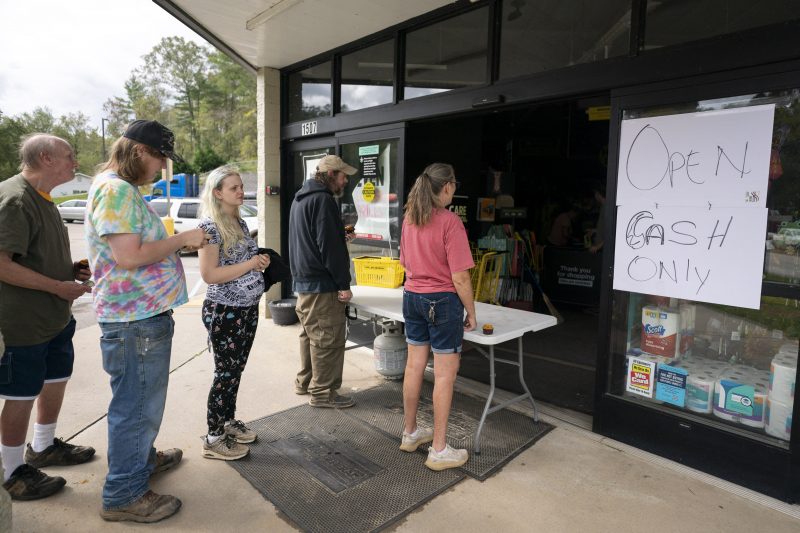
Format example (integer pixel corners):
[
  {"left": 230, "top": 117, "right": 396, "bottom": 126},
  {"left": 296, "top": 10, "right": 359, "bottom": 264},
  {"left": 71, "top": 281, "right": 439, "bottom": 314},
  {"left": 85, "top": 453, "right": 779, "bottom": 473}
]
[
  {"left": 309, "top": 394, "right": 355, "bottom": 409},
  {"left": 225, "top": 420, "right": 257, "bottom": 444},
  {"left": 202, "top": 435, "right": 249, "bottom": 461},
  {"left": 151, "top": 448, "right": 183, "bottom": 475},
  {"left": 2, "top": 464, "right": 66, "bottom": 501},
  {"left": 424, "top": 444, "right": 468, "bottom": 471},
  {"left": 399, "top": 426, "right": 434, "bottom": 452},
  {"left": 100, "top": 490, "right": 181, "bottom": 523},
  {"left": 24, "top": 438, "right": 95, "bottom": 468},
  {"left": 294, "top": 386, "right": 308, "bottom": 395}
]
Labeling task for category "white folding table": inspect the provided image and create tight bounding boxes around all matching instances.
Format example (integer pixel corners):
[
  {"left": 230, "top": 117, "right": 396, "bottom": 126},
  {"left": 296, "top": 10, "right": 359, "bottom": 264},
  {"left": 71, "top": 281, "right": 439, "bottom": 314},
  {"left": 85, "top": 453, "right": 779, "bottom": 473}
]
[{"left": 348, "top": 286, "right": 557, "bottom": 453}]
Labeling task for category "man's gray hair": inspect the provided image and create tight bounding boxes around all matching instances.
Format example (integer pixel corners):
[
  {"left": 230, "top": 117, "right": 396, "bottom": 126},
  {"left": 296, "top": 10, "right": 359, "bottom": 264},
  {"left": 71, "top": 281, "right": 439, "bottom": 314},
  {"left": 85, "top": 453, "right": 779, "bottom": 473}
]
[{"left": 18, "top": 133, "right": 66, "bottom": 171}]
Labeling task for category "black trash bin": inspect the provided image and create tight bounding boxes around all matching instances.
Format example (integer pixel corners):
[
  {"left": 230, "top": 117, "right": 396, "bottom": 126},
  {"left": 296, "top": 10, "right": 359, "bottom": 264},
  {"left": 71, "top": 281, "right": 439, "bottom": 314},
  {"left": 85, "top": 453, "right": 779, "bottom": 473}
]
[{"left": 268, "top": 298, "right": 299, "bottom": 326}]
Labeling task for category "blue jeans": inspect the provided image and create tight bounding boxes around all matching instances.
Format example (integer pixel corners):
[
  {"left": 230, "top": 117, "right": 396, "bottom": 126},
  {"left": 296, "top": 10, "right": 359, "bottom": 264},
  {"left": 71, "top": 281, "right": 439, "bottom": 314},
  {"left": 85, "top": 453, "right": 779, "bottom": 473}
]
[{"left": 99, "top": 313, "right": 174, "bottom": 509}]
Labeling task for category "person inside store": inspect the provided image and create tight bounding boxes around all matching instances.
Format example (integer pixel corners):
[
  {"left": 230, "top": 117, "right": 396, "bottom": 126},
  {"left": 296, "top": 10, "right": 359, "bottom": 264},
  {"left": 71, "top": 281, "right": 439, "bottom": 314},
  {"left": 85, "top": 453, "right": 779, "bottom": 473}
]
[
  {"left": 547, "top": 198, "right": 580, "bottom": 247},
  {"left": 586, "top": 183, "right": 606, "bottom": 254},
  {"left": 86, "top": 120, "right": 208, "bottom": 523},
  {"left": 197, "top": 165, "right": 269, "bottom": 461},
  {"left": 399, "top": 162, "right": 477, "bottom": 471},
  {"left": 0, "top": 134, "right": 95, "bottom": 501},
  {"left": 289, "top": 154, "right": 358, "bottom": 408}
]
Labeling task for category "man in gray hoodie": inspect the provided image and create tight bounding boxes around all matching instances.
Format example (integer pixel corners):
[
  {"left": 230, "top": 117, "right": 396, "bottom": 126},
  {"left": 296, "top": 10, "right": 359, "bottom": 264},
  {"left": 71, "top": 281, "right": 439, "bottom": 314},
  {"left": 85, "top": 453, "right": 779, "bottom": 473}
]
[{"left": 288, "top": 155, "right": 357, "bottom": 408}]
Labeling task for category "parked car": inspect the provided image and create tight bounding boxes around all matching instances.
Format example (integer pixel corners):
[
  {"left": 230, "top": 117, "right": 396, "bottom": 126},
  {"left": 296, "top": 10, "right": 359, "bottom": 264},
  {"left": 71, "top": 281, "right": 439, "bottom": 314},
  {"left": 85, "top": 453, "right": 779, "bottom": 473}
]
[
  {"left": 147, "top": 198, "right": 259, "bottom": 238},
  {"left": 771, "top": 226, "right": 800, "bottom": 250},
  {"left": 57, "top": 199, "right": 87, "bottom": 223}
]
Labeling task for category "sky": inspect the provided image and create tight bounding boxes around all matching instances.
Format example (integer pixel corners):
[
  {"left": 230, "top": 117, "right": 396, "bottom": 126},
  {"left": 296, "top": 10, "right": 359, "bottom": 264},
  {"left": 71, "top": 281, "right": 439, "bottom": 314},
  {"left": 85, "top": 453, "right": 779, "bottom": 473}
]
[{"left": 0, "top": 0, "right": 207, "bottom": 130}]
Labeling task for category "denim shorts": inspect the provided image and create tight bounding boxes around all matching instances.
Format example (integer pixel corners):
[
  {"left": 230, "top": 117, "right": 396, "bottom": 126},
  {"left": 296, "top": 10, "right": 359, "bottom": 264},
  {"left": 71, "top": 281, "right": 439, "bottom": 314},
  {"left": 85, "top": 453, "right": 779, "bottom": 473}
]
[
  {"left": 402, "top": 290, "right": 464, "bottom": 354},
  {"left": 0, "top": 318, "right": 76, "bottom": 400}
]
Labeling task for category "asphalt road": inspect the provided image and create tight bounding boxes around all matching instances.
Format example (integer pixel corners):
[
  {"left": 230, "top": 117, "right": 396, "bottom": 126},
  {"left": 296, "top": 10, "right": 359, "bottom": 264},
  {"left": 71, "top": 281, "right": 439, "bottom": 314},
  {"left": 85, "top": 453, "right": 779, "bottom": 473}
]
[{"left": 65, "top": 221, "right": 205, "bottom": 330}]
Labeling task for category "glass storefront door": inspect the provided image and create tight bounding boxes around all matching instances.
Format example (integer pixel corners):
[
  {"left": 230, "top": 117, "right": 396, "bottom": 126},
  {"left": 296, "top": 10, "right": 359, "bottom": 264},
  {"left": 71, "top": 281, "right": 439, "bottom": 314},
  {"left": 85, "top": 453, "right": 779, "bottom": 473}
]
[{"left": 284, "top": 125, "right": 406, "bottom": 288}]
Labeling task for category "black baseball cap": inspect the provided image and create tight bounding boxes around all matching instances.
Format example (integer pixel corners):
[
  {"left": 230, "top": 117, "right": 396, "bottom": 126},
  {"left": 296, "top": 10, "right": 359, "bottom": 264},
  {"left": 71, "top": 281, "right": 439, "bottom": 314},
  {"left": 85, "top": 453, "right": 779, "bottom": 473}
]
[{"left": 123, "top": 120, "right": 185, "bottom": 164}]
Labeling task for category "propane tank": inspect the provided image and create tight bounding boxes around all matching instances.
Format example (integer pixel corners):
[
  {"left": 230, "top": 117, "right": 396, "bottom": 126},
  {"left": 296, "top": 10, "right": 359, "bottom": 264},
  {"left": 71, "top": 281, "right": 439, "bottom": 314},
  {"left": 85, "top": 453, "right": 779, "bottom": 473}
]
[{"left": 373, "top": 319, "right": 407, "bottom": 380}]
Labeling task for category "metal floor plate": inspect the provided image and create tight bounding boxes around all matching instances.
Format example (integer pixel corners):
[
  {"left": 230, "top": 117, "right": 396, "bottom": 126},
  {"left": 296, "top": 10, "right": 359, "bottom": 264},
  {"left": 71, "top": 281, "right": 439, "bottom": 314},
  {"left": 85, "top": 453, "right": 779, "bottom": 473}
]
[
  {"left": 230, "top": 406, "right": 464, "bottom": 533},
  {"left": 345, "top": 381, "right": 554, "bottom": 481}
]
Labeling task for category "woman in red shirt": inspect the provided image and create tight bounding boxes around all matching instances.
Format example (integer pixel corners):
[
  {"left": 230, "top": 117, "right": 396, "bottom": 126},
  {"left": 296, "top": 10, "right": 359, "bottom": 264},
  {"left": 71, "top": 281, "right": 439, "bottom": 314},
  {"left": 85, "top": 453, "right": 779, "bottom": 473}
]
[{"left": 399, "top": 162, "right": 477, "bottom": 471}]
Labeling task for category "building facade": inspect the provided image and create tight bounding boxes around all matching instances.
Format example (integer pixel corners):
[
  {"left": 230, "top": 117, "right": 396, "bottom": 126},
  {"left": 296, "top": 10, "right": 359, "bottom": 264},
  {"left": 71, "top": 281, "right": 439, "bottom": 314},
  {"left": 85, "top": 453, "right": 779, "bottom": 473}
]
[{"left": 158, "top": 0, "right": 800, "bottom": 502}]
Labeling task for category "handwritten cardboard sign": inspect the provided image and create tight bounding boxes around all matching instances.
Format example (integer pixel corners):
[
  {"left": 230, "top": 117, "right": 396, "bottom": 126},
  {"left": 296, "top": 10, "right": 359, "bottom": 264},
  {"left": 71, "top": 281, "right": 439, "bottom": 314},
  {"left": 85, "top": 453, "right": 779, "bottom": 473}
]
[
  {"left": 616, "top": 105, "right": 774, "bottom": 208},
  {"left": 612, "top": 204, "right": 767, "bottom": 308}
]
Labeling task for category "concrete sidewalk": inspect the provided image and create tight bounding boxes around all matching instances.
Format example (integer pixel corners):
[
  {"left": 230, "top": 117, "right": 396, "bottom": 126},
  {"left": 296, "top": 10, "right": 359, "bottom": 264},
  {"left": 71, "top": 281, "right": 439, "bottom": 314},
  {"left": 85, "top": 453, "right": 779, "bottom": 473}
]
[{"left": 7, "top": 301, "right": 800, "bottom": 532}]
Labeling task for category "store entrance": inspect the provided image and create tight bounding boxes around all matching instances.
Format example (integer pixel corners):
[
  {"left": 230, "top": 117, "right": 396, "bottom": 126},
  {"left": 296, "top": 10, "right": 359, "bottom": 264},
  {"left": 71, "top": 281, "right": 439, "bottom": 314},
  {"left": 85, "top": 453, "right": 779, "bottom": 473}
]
[{"left": 406, "top": 96, "right": 610, "bottom": 414}]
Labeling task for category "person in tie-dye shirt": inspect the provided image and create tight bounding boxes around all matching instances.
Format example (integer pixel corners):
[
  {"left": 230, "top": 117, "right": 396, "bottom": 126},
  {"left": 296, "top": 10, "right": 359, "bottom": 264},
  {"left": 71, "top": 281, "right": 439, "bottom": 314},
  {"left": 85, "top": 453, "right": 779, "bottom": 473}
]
[{"left": 85, "top": 120, "right": 208, "bottom": 524}]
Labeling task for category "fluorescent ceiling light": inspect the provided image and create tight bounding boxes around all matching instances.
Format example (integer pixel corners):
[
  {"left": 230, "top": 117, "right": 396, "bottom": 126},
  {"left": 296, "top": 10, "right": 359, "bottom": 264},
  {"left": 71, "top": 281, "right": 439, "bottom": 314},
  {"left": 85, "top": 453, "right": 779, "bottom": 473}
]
[{"left": 246, "top": 0, "right": 303, "bottom": 31}]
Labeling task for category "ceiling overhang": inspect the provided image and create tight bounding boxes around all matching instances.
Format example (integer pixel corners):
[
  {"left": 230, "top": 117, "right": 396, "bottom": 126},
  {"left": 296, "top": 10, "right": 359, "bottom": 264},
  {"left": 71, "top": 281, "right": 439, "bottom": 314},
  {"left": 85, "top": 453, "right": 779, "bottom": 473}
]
[{"left": 153, "top": 0, "right": 459, "bottom": 74}]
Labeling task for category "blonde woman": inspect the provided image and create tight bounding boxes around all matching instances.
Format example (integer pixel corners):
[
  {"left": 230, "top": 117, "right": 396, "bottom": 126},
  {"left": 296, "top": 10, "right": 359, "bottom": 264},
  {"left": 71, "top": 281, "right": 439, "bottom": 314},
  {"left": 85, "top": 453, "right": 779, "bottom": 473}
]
[
  {"left": 197, "top": 166, "right": 269, "bottom": 461},
  {"left": 399, "top": 162, "right": 477, "bottom": 471}
]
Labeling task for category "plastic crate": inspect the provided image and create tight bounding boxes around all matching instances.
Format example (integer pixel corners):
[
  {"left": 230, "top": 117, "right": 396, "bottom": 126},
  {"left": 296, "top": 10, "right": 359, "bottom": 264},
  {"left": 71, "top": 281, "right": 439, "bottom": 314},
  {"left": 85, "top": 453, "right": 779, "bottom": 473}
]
[{"left": 352, "top": 256, "right": 405, "bottom": 288}]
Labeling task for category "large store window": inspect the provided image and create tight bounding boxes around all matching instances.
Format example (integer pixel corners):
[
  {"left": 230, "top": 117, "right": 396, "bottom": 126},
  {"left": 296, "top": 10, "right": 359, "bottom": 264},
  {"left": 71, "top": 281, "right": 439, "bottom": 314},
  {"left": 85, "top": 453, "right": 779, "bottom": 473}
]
[
  {"left": 499, "top": 0, "right": 630, "bottom": 80},
  {"left": 341, "top": 39, "right": 394, "bottom": 112},
  {"left": 644, "top": 0, "right": 800, "bottom": 50},
  {"left": 286, "top": 61, "right": 332, "bottom": 123},
  {"left": 404, "top": 7, "right": 489, "bottom": 100},
  {"left": 608, "top": 90, "right": 800, "bottom": 448}
]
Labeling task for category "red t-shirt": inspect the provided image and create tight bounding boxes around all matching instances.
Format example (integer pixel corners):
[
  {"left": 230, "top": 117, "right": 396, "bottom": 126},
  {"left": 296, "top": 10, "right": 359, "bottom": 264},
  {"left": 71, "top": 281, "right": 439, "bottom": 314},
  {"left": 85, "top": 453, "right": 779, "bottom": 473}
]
[{"left": 400, "top": 208, "right": 474, "bottom": 293}]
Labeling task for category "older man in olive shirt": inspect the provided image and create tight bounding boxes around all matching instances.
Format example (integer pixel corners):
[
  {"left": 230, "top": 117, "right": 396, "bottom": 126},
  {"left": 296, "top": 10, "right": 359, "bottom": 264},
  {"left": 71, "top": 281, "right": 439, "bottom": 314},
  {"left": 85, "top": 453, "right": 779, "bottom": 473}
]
[{"left": 0, "top": 134, "right": 94, "bottom": 501}]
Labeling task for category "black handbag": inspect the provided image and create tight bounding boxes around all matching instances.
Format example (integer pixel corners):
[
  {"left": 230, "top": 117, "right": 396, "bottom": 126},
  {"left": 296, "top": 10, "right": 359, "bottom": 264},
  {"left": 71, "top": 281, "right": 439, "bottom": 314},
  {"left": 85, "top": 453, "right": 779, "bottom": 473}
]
[{"left": 258, "top": 248, "right": 292, "bottom": 290}]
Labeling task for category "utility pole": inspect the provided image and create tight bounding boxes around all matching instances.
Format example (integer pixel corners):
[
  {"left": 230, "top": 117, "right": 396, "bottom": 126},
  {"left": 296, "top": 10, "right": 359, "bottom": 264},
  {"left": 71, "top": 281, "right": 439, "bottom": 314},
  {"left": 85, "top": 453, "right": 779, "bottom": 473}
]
[{"left": 101, "top": 117, "right": 109, "bottom": 160}]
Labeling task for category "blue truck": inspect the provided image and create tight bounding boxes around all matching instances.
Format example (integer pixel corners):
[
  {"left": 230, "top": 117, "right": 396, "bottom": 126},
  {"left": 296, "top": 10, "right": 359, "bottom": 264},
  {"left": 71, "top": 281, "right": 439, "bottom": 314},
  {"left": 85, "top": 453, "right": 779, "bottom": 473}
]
[{"left": 150, "top": 173, "right": 199, "bottom": 198}]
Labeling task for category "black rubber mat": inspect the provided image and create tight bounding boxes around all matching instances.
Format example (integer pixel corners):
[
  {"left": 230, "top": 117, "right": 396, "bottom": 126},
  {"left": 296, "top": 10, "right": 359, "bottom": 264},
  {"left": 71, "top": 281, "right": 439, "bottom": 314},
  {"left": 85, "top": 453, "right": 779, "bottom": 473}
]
[
  {"left": 229, "top": 406, "right": 464, "bottom": 533},
  {"left": 345, "top": 381, "right": 554, "bottom": 481}
]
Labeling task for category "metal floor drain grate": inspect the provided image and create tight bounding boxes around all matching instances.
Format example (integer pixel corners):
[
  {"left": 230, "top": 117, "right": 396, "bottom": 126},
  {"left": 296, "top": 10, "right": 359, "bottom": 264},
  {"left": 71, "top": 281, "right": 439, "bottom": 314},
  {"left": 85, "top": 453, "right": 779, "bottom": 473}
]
[
  {"left": 346, "top": 381, "right": 554, "bottom": 480},
  {"left": 230, "top": 406, "right": 464, "bottom": 533}
]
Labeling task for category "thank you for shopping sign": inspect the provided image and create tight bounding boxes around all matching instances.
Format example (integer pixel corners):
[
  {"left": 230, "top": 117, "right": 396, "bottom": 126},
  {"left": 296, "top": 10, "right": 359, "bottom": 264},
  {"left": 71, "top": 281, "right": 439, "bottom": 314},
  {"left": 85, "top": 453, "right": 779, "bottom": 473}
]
[{"left": 613, "top": 105, "right": 774, "bottom": 309}]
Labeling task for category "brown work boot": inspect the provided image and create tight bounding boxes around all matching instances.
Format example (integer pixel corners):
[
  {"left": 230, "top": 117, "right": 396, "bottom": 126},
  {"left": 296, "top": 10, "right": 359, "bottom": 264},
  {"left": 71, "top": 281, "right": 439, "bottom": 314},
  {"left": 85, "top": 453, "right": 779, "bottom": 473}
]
[
  {"left": 2, "top": 464, "right": 66, "bottom": 501},
  {"left": 151, "top": 448, "right": 183, "bottom": 476},
  {"left": 25, "top": 438, "right": 95, "bottom": 468},
  {"left": 100, "top": 490, "right": 181, "bottom": 523}
]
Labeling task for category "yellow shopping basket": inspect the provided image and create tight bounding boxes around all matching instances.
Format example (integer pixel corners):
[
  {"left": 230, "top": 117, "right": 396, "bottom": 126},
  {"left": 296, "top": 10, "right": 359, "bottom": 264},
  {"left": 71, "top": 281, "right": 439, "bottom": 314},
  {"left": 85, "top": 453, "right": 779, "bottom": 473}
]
[{"left": 352, "top": 256, "right": 405, "bottom": 288}]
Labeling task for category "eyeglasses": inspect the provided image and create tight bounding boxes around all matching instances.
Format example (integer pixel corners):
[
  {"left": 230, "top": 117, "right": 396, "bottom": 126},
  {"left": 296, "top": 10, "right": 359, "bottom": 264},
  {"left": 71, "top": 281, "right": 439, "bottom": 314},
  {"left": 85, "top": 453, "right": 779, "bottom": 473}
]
[{"left": 449, "top": 180, "right": 461, "bottom": 190}]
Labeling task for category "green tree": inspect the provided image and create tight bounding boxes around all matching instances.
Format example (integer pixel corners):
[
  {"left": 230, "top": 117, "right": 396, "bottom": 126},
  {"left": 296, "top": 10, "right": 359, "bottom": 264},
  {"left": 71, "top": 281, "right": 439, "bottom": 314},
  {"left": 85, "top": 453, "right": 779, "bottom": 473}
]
[
  {"left": 0, "top": 107, "right": 104, "bottom": 178},
  {"left": 0, "top": 111, "right": 26, "bottom": 179},
  {"left": 18, "top": 107, "right": 57, "bottom": 132},
  {"left": 203, "top": 50, "right": 257, "bottom": 161},
  {"left": 141, "top": 37, "right": 210, "bottom": 155},
  {"left": 192, "top": 146, "right": 225, "bottom": 173}
]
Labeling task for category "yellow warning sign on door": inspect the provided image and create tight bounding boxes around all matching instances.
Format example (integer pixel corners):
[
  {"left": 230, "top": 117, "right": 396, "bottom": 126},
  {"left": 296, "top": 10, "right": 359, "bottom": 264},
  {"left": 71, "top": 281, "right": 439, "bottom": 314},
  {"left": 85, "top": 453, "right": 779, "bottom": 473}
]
[{"left": 362, "top": 181, "right": 375, "bottom": 203}]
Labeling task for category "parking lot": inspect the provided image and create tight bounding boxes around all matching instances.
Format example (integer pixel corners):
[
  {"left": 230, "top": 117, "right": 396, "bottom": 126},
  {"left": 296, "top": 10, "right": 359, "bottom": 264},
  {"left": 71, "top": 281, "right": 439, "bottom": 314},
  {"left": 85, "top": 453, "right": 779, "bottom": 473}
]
[{"left": 64, "top": 222, "right": 205, "bottom": 330}]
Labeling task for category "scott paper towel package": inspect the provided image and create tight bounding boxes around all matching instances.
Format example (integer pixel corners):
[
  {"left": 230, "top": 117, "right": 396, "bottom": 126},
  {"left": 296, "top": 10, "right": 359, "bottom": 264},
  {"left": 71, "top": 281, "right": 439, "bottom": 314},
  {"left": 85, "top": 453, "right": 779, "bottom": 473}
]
[{"left": 641, "top": 306, "right": 681, "bottom": 359}]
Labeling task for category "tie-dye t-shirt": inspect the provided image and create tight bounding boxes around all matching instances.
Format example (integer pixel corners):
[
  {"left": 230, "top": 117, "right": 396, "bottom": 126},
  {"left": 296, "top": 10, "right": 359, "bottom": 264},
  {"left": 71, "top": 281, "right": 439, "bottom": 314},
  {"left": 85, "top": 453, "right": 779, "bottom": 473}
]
[{"left": 86, "top": 171, "right": 187, "bottom": 322}]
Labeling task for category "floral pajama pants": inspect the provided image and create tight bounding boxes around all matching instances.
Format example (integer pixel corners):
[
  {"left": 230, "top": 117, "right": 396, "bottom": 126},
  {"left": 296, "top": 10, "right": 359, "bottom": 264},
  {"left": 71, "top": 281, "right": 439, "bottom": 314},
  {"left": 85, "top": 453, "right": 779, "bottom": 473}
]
[{"left": 202, "top": 300, "right": 259, "bottom": 436}]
